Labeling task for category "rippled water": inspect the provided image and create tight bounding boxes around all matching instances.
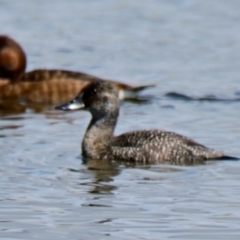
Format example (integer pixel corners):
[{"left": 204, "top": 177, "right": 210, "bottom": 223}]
[{"left": 1, "top": 0, "right": 240, "bottom": 239}]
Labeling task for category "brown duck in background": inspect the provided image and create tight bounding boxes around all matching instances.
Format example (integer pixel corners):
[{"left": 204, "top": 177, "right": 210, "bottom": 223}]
[{"left": 0, "top": 35, "right": 153, "bottom": 106}]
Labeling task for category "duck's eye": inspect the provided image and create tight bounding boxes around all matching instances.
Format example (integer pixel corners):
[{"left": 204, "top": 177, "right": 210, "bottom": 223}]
[
  {"left": 91, "top": 88, "right": 97, "bottom": 95},
  {"left": 70, "top": 99, "right": 76, "bottom": 104}
]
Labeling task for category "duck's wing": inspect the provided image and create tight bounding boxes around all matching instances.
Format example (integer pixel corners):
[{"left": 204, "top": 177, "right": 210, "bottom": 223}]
[
  {"left": 21, "top": 69, "right": 154, "bottom": 99},
  {"left": 111, "top": 130, "right": 226, "bottom": 164},
  {"left": 0, "top": 70, "right": 89, "bottom": 104},
  {"left": 20, "top": 69, "right": 100, "bottom": 82},
  {"left": 1, "top": 69, "right": 154, "bottom": 103}
]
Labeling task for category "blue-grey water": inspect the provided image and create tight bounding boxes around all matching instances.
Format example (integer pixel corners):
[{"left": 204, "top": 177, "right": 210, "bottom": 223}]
[{"left": 1, "top": 0, "right": 240, "bottom": 239}]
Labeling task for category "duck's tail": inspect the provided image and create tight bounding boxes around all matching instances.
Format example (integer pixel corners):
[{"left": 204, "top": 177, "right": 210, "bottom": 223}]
[
  {"left": 218, "top": 155, "right": 239, "bottom": 161},
  {"left": 119, "top": 84, "right": 155, "bottom": 100},
  {"left": 131, "top": 84, "right": 155, "bottom": 92}
]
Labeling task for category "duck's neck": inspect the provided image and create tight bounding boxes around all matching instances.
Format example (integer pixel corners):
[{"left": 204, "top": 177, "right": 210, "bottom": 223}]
[{"left": 82, "top": 109, "right": 119, "bottom": 159}]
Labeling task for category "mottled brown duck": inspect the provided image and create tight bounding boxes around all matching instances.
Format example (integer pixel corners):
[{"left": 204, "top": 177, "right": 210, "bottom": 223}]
[{"left": 55, "top": 81, "right": 238, "bottom": 164}]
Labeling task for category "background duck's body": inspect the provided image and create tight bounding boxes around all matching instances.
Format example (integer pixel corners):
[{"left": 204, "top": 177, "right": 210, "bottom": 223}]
[{"left": 0, "top": 35, "right": 153, "bottom": 105}]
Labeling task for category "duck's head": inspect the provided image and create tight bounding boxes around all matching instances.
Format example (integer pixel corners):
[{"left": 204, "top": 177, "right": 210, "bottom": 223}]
[
  {"left": 0, "top": 35, "right": 27, "bottom": 80},
  {"left": 55, "top": 80, "right": 120, "bottom": 116}
]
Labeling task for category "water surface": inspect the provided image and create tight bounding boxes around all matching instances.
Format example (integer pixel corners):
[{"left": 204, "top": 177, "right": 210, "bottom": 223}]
[{"left": 1, "top": 0, "right": 240, "bottom": 239}]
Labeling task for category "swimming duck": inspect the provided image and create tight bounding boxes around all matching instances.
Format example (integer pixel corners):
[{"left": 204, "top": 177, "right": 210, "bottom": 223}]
[
  {"left": 55, "top": 81, "right": 236, "bottom": 164},
  {"left": 0, "top": 35, "right": 153, "bottom": 104}
]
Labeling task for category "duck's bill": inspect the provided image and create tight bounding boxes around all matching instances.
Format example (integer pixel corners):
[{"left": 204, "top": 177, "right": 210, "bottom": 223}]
[{"left": 55, "top": 99, "right": 85, "bottom": 111}]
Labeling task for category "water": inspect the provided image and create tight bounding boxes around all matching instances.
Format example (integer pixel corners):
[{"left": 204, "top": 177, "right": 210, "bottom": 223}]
[{"left": 1, "top": 0, "right": 240, "bottom": 239}]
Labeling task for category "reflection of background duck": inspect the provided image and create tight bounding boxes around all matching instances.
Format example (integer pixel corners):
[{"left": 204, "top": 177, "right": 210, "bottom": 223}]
[{"left": 0, "top": 35, "right": 153, "bottom": 113}]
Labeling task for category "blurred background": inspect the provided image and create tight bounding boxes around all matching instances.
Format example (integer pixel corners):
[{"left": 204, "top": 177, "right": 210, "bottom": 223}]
[{"left": 2, "top": 0, "right": 240, "bottom": 95}]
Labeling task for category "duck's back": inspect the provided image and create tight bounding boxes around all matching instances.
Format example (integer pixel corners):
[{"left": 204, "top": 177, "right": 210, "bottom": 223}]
[
  {"left": 0, "top": 69, "right": 153, "bottom": 103},
  {"left": 110, "top": 130, "right": 224, "bottom": 164},
  {"left": 0, "top": 69, "right": 92, "bottom": 103}
]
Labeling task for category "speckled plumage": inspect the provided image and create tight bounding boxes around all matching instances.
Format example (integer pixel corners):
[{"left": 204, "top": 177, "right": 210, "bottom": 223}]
[
  {"left": 56, "top": 81, "right": 235, "bottom": 164},
  {"left": 110, "top": 130, "right": 223, "bottom": 164}
]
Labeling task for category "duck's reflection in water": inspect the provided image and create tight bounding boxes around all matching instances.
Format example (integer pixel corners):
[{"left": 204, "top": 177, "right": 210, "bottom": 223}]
[
  {"left": 68, "top": 159, "right": 121, "bottom": 195},
  {"left": 84, "top": 159, "right": 120, "bottom": 194},
  {"left": 0, "top": 100, "right": 27, "bottom": 115},
  {"left": 69, "top": 159, "right": 185, "bottom": 195}
]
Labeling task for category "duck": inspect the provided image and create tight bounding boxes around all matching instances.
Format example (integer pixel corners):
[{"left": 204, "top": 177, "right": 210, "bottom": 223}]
[
  {"left": 55, "top": 80, "right": 237, "bottom": 164},
  {"left": 0, "top": 35, "right": 153, "bottom": 105}
]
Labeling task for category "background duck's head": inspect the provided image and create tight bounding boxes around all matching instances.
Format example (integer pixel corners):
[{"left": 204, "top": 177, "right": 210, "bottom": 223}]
[{"left": 0, "top": 35, "right": 27, "bottom": 80}]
